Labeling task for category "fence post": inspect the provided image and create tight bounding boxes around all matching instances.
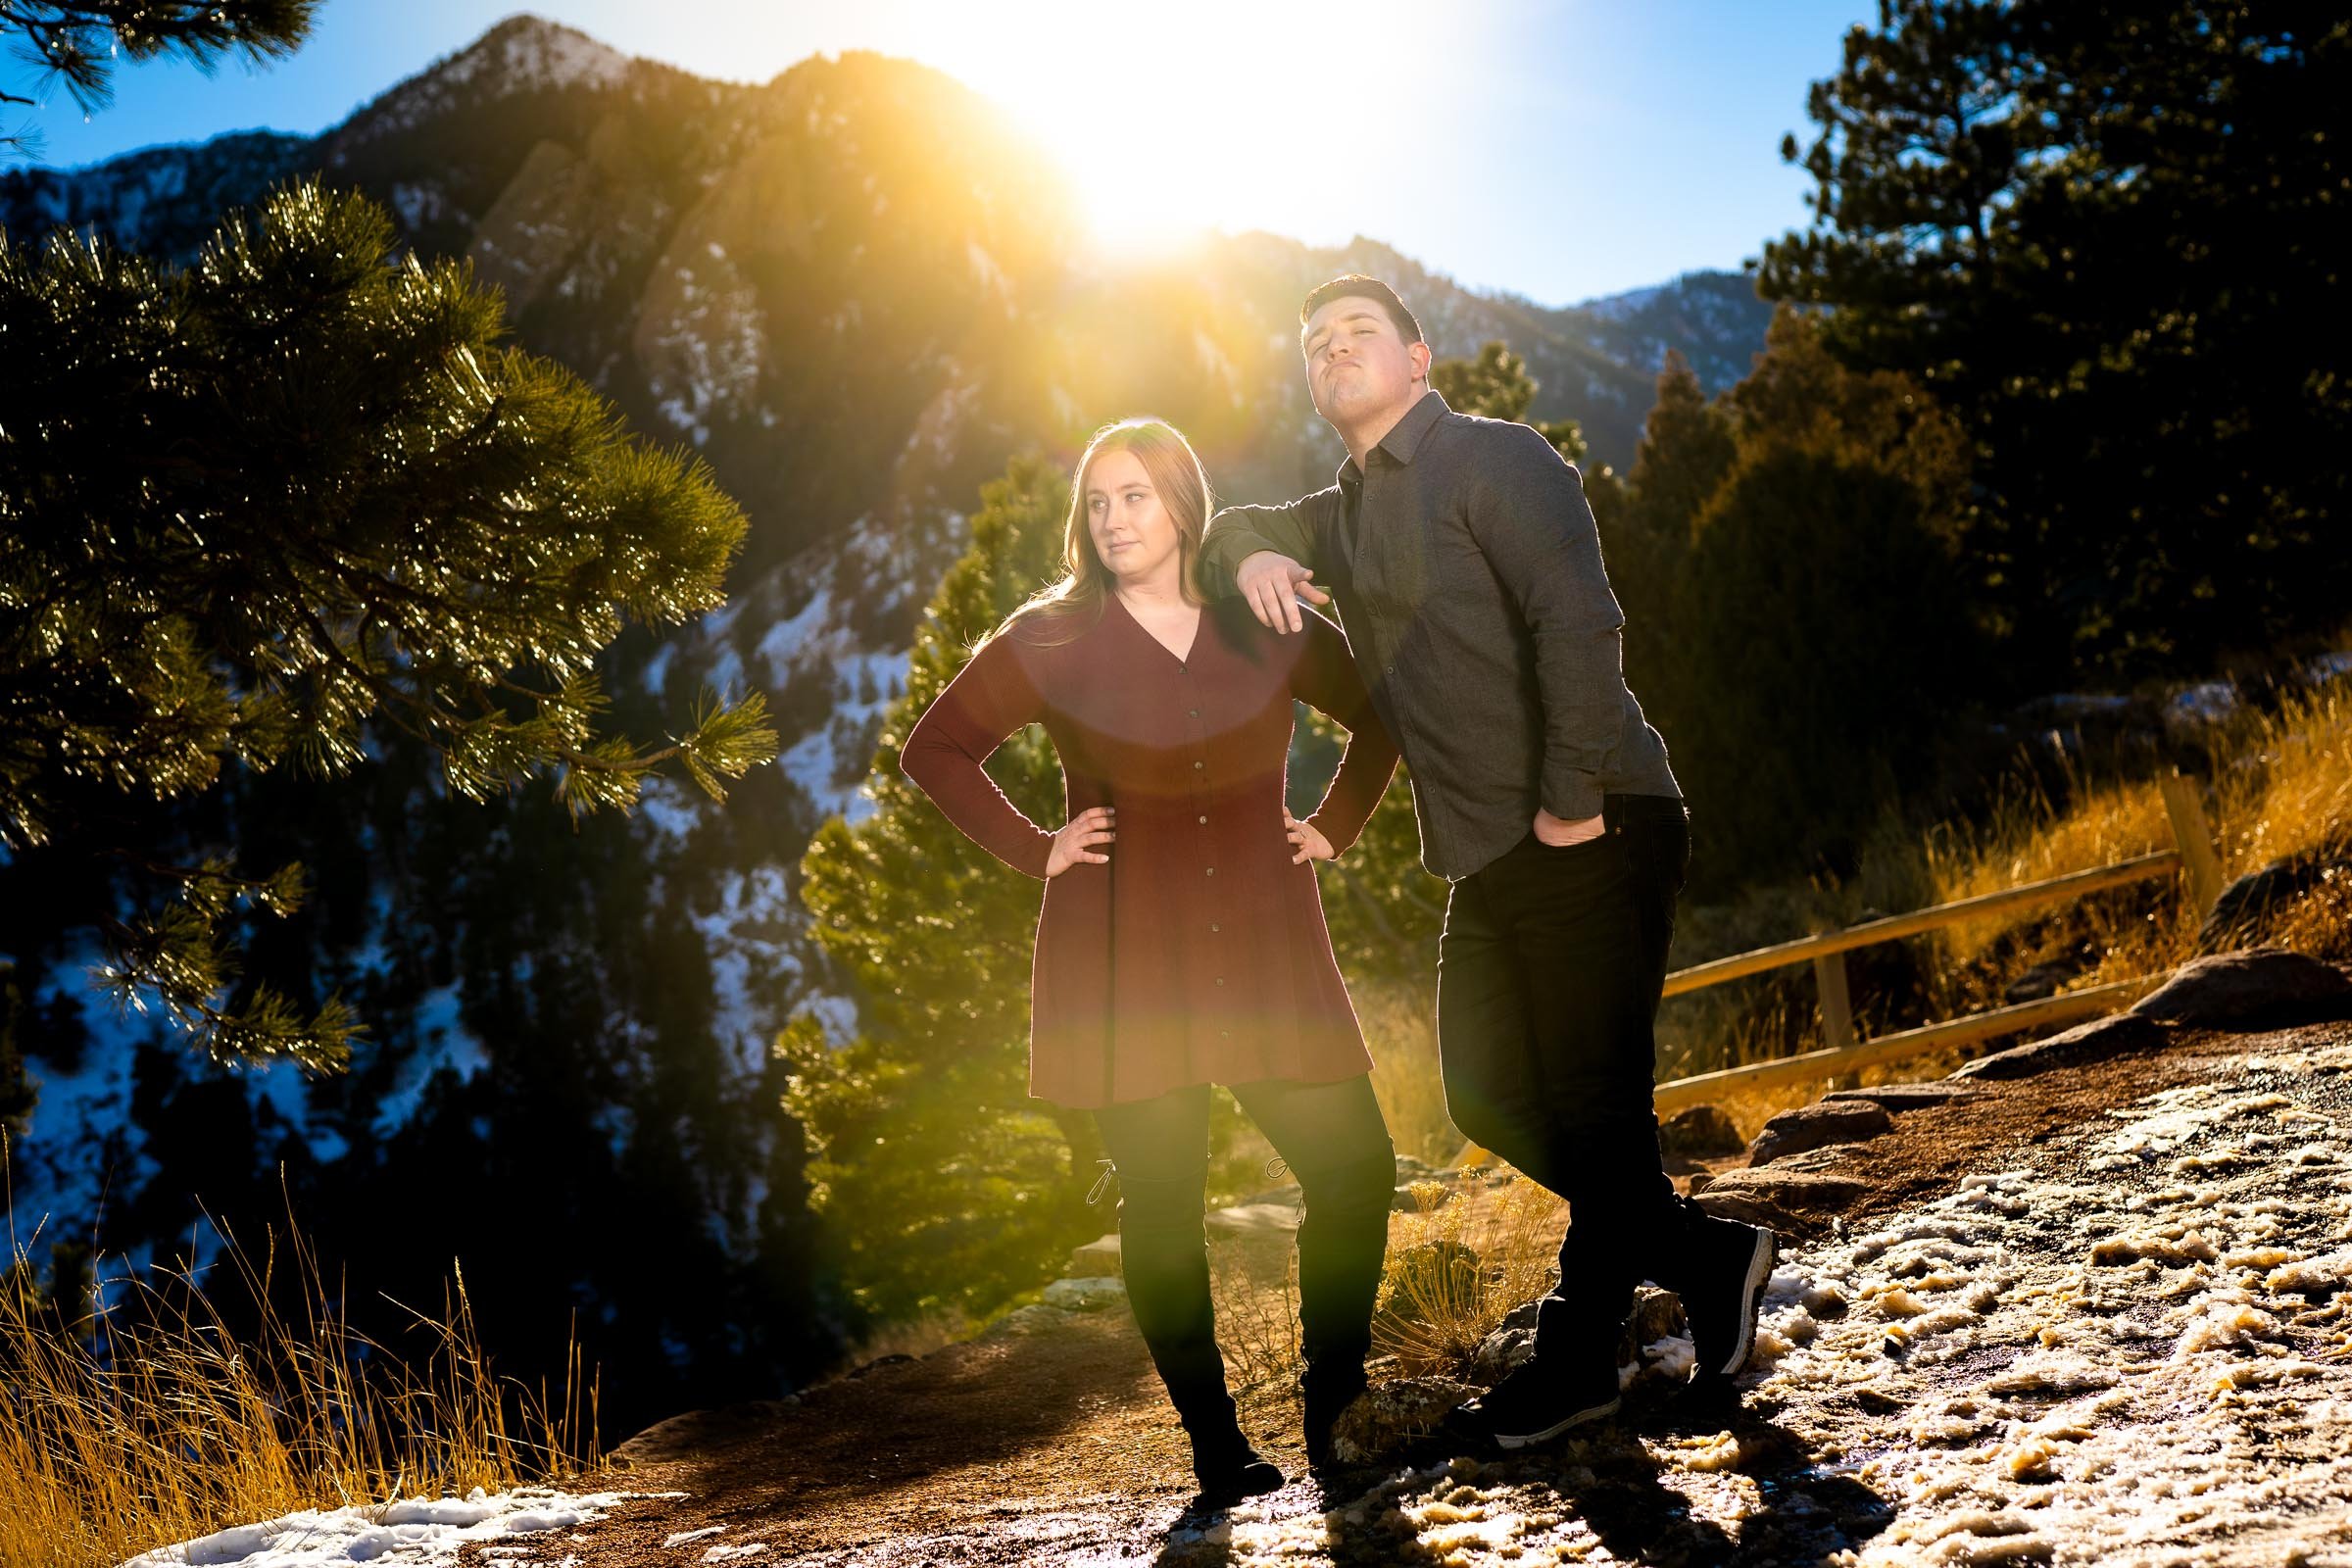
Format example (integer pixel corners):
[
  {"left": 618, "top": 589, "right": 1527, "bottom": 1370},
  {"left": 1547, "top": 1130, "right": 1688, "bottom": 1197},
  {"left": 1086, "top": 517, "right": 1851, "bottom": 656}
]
[
  {"left": 1813, "top": 951, "right": 1857, "bottom": 1054},
  {"left": 2158, "top": 771, "right": 2226, "bottom": 917}
]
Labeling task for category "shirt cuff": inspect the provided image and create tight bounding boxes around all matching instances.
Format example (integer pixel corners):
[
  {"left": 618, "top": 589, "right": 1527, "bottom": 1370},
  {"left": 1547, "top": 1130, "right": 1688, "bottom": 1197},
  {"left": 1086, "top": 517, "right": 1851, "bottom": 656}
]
[{"left": 1543, "top": 770, "right": 1606, "bottom": 824}]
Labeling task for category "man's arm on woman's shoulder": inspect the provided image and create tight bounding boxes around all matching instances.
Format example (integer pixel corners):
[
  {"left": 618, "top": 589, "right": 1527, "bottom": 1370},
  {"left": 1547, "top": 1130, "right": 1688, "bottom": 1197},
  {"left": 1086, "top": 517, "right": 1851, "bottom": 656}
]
[{"left": 1199, "top": 487, "right": 1342, "bottom": 596}]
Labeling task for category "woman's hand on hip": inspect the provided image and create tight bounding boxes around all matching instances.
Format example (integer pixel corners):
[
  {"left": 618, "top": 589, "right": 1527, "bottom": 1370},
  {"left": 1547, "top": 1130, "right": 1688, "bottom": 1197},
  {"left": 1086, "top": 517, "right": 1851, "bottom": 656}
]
[
  {"left": 1286, "top": 810, "right": 1335, "bottom": 864},
  {"left": 1047, "top": 806, "right": 1115, "bottom": 877}
]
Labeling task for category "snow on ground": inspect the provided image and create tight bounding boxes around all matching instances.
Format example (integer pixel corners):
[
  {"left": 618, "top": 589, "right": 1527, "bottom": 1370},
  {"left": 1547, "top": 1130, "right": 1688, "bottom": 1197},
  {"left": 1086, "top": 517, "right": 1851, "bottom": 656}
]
[
  {"left": 1133, "top": 1038, "right": 2352, "bottom": 1565},
  {"left": 1742, "top": 1037, "right": 2352, "bottom": 1566},
  {"left": 119, "top": 1488, "right": 678, "bottom": 1568}
]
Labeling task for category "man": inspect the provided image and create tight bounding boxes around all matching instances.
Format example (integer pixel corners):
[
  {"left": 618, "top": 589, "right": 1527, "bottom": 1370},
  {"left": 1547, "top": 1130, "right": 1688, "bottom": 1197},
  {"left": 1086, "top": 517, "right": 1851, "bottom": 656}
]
[{"left": 1199, "top": 274, "right": 1777, "bottom": 1448}]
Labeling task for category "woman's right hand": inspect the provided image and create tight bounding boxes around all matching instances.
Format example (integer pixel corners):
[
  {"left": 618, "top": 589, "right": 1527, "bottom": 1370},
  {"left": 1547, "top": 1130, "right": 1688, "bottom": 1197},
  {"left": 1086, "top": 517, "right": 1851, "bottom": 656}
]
[{"left": 1046, "top": 806, "right": 1115, "bottom": 877}]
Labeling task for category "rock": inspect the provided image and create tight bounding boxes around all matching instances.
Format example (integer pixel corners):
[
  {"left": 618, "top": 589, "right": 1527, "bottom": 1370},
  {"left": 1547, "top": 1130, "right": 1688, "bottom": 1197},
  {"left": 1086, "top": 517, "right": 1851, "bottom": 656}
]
[
  {"left": 1660, "top": 1103, "right": 1747, "bottom": 1159},
  {"left": 1395, "top": 1153, "right": 1441, "bottom": 1183},
  {"left": 1746, "top": 1102, "right": 1892, "bottom": 1166},
  {"left": 1469, "top": 1299, "right": 1544, "bottom": 1386},
  {"left": 2199, "top": 857, "right": 2345, "bottom": 950},
  {"left": 1330, "top": 1377, "right": 1480, "bottom": 1465},
  {"left": 1821, "top": 1081, "right": 1982, "bottom": 1110},
  {"left": 1204, "top": 1200, "right": 1301, "bottom": 1237},
  {"left": 1042, "top": 1276, "right": 1126, "bottom": 1312},
  {"left": 2129, "top": 947, "right": 2352, "bottom": 1029},
  {"left": 1952, "top": 1011, "right": 2167, "bottom": 1081},
  {"left": 1694, "top": 1168, "right": 1868, "bottom": 1229},
  {"left": 1623, "top": 1285, "right": 1687, "bottom": 1354},
  {"left": 2002, "top": 960, "right": 2083, "bottom": 1005},
  {"left": 1065, "top": 1234, "right": 1120, "bottom": 1279},
  {"left": 984, "top": 1303, "right": 1072, "bottom": 1337}
]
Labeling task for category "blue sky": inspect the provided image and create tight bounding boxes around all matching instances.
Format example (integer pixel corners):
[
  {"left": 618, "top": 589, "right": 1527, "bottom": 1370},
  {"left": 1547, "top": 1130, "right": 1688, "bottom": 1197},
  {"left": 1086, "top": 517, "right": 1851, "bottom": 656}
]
[{"left": 4, "top": 1, "right": 1872, "bottom": 305}]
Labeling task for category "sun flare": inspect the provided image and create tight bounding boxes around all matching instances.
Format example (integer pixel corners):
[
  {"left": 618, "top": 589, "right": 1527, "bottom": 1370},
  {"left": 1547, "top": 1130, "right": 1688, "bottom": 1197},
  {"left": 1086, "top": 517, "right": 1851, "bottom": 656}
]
[{"left": 886, "top": 0, "right": 1440, "bottom": 256}]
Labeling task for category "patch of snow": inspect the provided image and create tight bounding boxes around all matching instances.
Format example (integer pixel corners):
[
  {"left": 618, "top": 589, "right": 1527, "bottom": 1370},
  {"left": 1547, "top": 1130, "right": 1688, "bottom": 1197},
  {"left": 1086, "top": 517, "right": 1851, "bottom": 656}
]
[
  {"left": 369, "top": 984, "right": 487, "bottom": 1140},
  {"left": 1749, "top": 1040, "right": 2352, "bottom": 1567},
  {"left": 2166, "top": 680, "right": 2240, "bottom": 730},
  {"left": 119, "top": 1486, "right": 675, "bottom": 1568}
]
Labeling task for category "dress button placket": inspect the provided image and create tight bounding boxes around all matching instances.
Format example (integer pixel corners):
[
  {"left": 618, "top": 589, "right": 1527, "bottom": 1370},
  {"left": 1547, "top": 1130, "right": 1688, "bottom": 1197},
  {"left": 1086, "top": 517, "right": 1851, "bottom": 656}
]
[{"left": 1184, "top": 662, "right": 1219, "bottom": 1047}]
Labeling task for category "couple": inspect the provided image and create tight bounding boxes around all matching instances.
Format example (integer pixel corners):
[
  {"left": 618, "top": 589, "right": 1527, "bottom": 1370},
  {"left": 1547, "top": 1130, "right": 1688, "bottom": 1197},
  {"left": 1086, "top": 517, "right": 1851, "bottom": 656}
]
[{"left": 902, "top": 274, "right": 1777, "bottom": 1505}]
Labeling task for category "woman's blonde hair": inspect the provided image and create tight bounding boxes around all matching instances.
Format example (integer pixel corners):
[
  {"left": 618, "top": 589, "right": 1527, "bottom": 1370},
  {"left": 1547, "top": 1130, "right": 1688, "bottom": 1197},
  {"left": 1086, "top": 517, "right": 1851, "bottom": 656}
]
[{"left": 997, "top": 417, "right": 1212, "bottom": 647}]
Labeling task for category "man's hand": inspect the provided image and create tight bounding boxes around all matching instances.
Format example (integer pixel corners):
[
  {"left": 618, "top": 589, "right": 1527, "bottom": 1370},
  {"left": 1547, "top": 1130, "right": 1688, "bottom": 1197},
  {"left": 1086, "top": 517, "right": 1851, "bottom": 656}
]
[
  {"left": 1532, "top": 807, "right": 1605, "bottom": 847},
  {"left": 1236, "top": 550, "right": 1329, "bottom": 634}
]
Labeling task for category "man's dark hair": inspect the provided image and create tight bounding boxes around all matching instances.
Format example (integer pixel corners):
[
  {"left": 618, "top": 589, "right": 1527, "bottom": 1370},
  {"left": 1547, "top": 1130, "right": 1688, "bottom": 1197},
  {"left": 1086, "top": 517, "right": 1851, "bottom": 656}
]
[{"left": 1299, "top": 274, "right": 1424, "bottom": 346}]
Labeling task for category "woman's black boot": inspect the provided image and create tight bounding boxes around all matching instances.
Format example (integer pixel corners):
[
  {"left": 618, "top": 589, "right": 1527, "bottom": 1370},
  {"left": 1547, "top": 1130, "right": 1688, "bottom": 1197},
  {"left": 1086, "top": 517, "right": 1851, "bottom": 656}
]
[{"left": 1118, "top": 1172, "right": 1286, "bottom": 1503}]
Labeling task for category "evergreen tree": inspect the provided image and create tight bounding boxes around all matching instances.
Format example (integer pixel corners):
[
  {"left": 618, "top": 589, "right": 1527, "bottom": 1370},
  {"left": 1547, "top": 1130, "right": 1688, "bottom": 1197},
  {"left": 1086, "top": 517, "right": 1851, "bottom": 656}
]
[
  {"left": 1, "top": 2, "right": 318, "bottom": 159},
  {"left": 0, "top": 180, "right": 776, "bottom": 1070},
  {"left": 1760, "top": 0, "right": 2350, "bottom": 677},
  {"left": 1639, "top": 312, "right": 1982, "bottom": 886},
  {"left": 1429, "top": 339, "right": 1587, "bottom": 465},
  {"left": 781, "top": 455, "right": 1102, "bottom": 1323}
]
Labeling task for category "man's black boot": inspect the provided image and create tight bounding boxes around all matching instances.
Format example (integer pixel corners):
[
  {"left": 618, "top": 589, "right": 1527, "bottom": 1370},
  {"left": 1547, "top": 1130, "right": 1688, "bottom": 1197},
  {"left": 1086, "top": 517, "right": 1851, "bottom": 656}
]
[
  {"left": 1456, "top": 1345, "right": 1622, "bottom": 1448},
  {"left": 1669, "top": 1205, "right": 1778, "bottom": 1379}
]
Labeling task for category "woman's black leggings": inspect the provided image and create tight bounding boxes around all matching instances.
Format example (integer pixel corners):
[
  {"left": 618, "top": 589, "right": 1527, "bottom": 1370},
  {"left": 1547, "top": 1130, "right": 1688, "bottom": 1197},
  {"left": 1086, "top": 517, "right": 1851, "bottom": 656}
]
[{"left": 1092, "top": 1074, "right": 1396, "bottom": 1430}]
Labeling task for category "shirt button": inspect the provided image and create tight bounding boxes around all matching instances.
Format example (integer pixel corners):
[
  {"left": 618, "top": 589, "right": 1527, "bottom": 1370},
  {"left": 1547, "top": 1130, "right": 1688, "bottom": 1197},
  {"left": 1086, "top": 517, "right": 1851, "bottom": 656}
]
[
  {"left": 1193, "top": 760, "right": 1203, "bottom": 770},
  {"left": 1198, "top": 814, "right": 1208, "bottom": 825},
  {"left": 1220, "top": 1029, "right": 1232, "bottom": 1039},
  {"left": 1204, "top": 866, "right": 1215, "bottom": 877},
  {"left": 1385, "top": 664, "right": 1396, "bottom": 676},
  {"left": 1189, "top": 709, "right": 1200, "bottom": 718},
  {"left": 1210, "top": 923, "right": 1221, "bottom": 933},
  {"left": 1214, "top": 977, "right": 1225, "bottom": 987}
]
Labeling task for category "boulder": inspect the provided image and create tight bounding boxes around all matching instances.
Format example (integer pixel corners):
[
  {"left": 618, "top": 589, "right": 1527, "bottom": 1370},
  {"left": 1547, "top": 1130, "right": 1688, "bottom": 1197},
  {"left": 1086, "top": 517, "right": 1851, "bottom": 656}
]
[
  {"left": 1469, "top": 1298, "right": 1543, "bottom": 1386},
  {"left": 1042, "top": 1276, "right": 1126, "bottom": 1312},
  {"left": 1660, "top": 1103, "right": 1747, "bottom": 1159},
  {"left": 2130, "top": 947, "right": 2352, "bottom": 1028},
  {"left": 1694, "top": 1168, "right": 1868, "bottom": 1230},
  {"left": 1952, "top": 1011, "right": 2166, "bottom": 1081},
  {"left": 1330, "top": 1376, "right": 1480, "bottom": 1465},
  {"left": 1821, "top": 1081, "right": 1981, "bottom": 1110},
  {"left": 2199, "top": 856, "right": 2346, "bottom": 950},
  {"left": 984, "top": 1303, "right": 1072, "bottom": 1337},
  {"left": 1065, "top": 1234, "right": 1121, "bottom": 1279},
  {"left": 1747, "top": 1101, "right": 1892, "bottom": 1166},
  {"left": 1204, "top": 1200, "right": 1301, "bottom": 1237}
]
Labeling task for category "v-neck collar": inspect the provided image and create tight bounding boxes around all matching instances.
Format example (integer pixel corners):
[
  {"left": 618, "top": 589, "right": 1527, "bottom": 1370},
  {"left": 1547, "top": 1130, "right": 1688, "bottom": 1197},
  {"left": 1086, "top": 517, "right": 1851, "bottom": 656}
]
[{"left": 1108, "top": 589, "right": 1202, "bottom": 668}]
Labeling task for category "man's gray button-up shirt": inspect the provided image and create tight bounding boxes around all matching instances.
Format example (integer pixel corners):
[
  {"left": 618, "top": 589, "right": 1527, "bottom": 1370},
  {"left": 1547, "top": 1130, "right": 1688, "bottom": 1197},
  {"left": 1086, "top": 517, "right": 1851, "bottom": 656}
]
[{"left": 1200, "top": 389, "right": 1682, "bottom": 881}]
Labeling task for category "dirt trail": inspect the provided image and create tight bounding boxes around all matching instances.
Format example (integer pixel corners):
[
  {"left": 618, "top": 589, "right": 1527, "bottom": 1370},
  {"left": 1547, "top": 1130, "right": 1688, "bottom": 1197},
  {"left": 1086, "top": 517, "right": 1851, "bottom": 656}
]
[{"left": 477, "top": 1018, "right": 2352, "bottom": 1567}]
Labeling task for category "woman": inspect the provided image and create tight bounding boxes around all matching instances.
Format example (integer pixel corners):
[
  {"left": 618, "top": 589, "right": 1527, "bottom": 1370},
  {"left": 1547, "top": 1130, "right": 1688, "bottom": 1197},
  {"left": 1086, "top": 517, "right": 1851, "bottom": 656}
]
[{"left": 901, "top": 417, "right": 1400, "bottom": 1503}]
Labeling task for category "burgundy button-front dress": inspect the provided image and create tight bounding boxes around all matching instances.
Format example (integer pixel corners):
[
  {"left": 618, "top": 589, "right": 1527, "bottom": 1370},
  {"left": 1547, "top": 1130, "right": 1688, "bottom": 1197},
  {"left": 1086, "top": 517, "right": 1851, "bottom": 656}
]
[{"left": 901, "top": 595, "right": 1401, "bottom": 1108}]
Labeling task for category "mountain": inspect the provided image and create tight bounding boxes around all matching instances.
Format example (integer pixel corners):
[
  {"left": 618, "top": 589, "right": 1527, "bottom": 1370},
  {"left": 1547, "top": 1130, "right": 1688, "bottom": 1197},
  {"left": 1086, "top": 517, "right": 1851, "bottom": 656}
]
[{"left": 0, "top": 14, "right": 1774, "bottom": 1431}]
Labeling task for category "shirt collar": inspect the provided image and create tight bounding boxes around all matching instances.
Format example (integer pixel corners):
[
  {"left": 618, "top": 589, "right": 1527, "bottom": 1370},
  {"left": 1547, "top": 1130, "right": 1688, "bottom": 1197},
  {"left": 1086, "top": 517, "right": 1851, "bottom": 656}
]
[{"left": 1338, "top": 388, "right": 1450, "bottom": 487}]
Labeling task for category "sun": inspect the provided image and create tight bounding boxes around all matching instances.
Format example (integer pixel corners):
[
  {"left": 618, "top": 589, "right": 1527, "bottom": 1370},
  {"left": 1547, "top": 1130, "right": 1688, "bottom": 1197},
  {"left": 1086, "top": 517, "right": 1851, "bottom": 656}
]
[{"left": 905, "top": 0, "right": 1435, "bottom": 257}]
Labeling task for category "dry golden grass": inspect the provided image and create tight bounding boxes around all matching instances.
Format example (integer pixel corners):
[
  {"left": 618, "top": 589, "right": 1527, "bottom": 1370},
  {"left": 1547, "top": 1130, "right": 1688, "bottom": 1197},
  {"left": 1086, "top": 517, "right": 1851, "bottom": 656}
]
[
  {"left": 0, "top": 1189, "right": 600, "bottom": 1568},
  {"left": 1358, "top": 978, "right": 1462, "bottom": 1167},
  {"left": 1210, "top": 1234, "right": 1300, "bottom": 1391},
  {"left": 1372, "top": 1175, "right": 1566, "bottom": 1380}
]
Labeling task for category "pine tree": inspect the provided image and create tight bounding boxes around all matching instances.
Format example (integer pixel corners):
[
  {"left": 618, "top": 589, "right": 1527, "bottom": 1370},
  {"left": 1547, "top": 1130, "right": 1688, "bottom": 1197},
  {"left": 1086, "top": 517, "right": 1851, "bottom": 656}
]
[
  {"left": 1, "top": 2, "right": 318, "bottom": 159},
  {"left": 1429, "top": 339, "right": 1587, "bottom": 465},
  {"left": 0, "top": 180, "right": 776, "bottom": 1070},
  {"left": 781, "top": 455, "right": 1102, "bottom": 1323},
  {"left": 1759, "top": 0, "right": 2350, "bottom": 678}
]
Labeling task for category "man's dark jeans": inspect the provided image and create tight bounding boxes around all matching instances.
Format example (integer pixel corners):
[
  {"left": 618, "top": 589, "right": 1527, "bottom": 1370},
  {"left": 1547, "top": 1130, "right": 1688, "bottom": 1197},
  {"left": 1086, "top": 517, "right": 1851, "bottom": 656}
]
[{"left": 1437, "top": 792, "right": 1694, "bottom": 1360}]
